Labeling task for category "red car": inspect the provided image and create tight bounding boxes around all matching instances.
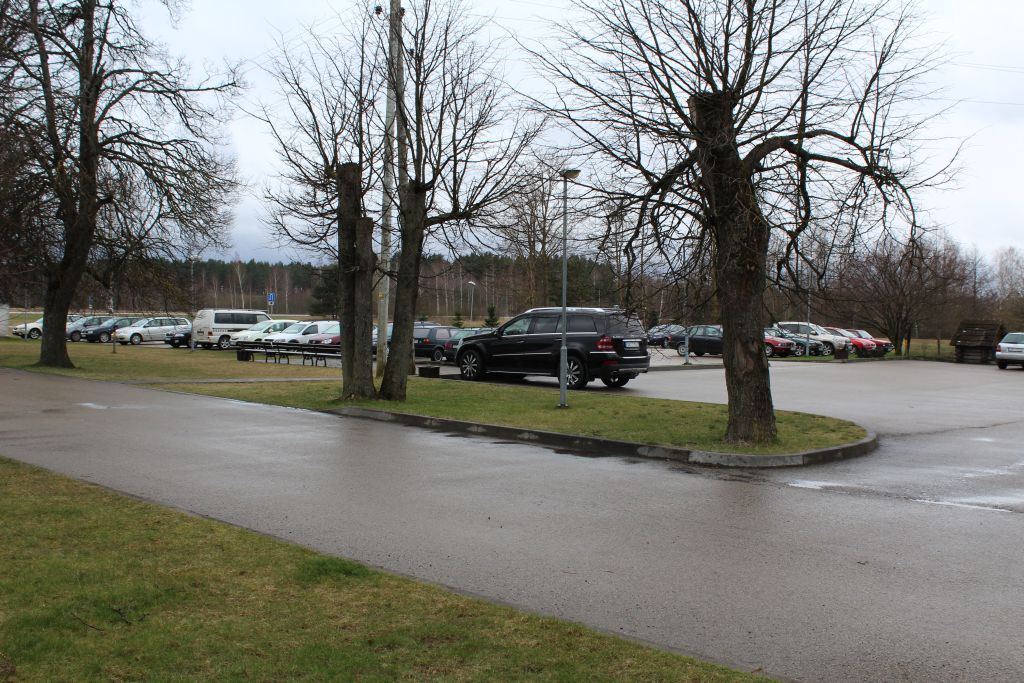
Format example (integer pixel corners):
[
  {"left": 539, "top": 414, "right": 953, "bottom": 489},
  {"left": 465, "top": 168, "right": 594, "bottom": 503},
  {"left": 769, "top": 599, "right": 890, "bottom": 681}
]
[
  {"left": 764, "top": 332, "right": 795, "bottom": 357},
  {"left": 848, "top": 329, "right": 894, "bottom": 354},
  {"left": 824, "top": 327, "right": 879, "bottom": 357}
]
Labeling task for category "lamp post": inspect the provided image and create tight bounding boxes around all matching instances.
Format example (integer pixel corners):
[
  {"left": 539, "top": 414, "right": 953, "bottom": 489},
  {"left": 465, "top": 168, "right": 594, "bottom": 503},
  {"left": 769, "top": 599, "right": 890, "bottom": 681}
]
[
  {"left": 558, "top": 168, "right": 580, "bottom": 408},
  {"left": 467, "top": 280, "right": 476, "bottom": 323}
]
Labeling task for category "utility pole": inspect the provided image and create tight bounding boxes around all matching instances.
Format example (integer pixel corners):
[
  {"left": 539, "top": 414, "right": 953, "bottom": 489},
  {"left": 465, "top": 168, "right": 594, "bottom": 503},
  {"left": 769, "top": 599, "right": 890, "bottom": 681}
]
[{"left": 375, "top": 0, "right": 403, "bottom": 377}]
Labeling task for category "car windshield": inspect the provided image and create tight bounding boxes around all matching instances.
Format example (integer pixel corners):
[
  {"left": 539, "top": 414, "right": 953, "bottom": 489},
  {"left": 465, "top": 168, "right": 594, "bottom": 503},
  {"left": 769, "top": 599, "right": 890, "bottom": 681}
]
[
  {"left": 280, "top": 323, "right": 306, "bottom": 334},
  {"left": 853, "top": 330, "right": 872, "bottom": 338},
  {"left": 1002, "top": 333, "right": 1024, "bottom": 344},
  {"left": 321, "top": 323, "right": 341, "bottom": 335},
  {"left": 247, "top": 321, "right": 275, "bottom": 332}
]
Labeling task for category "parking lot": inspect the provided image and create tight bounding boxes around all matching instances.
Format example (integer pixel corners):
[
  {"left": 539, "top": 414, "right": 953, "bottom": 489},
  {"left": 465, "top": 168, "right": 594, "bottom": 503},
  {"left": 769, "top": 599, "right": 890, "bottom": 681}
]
[{"left": 3, "top": 357, "right": 1024, "bottom": 682}]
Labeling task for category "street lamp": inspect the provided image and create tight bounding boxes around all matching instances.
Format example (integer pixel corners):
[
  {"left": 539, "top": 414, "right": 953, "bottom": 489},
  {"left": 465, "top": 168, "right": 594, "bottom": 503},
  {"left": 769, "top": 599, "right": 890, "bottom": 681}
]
[
  {"left": 558, "top": 168, "right": 580, "bottom": 408},
  {"left": 467, "top": 280, "right": 476, "bottom": 322}
]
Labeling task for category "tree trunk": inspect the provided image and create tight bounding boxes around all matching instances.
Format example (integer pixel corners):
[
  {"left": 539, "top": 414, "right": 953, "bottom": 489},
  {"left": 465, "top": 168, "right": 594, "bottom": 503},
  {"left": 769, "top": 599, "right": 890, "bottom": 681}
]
[
  {"left": 335, "top": 162, "right": 377, "bottom": 400},
  {"left": 690, "top": 92, "right": 776, "bottom": 444},
  {"left": 379, "top": 183, "right": 427, "bottom": 400}
]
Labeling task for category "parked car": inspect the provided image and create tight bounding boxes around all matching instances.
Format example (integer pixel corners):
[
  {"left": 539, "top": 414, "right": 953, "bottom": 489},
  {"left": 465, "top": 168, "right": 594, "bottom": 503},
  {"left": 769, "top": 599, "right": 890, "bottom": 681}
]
[
  {"left": 456, "top": 307, "right": 649, "bottom": 389},
  {"left": 115, "top": 317, "right": 191, "bottom": 345},
  {"left": 678, "top": 325, "right": 723, "bottom": 356},
  {"left": 763, "top": 332, "right": 796, "bottom": 357},
  {"left": 443, "top": 327, "right": 493, "bottom": 362},
  {"left": 264, "top": 320, "right": 338, "bottom": 344},
  {"left": 84, "top": 316, "right": 145, "bottom": 343},
  {"left": 996, "top": 332, "right": 1024, "bottom": 369},
  {"left": 823, "top": 327, "right": 878, "bottom": 357},
  {"left": 776, "top": 321, "right": 849, "bottom": 356},
  {"left": 12, "top": 314, "right": 79, "bottom": 339},
  {"left": 12, "top": 317, "right": 45, "bottom": 339},
  {"left": 165, "top": 328, "right": 192, "bottom": 348},
  {"left": 192, "top": 309, "right": 273, "bottom": 350},
  {"left": 305, "top": 323, "right": 342, "bottom": 345},
  {"left": 765, "top": 326, "right": 824, "bottom": 356},
  {"left": 848, "top": 329, "right": 894, "bottom": 354},
  {"left": 648, "top": 324, "right": 687, "bottom": 349},
  {"left": 414, "top": 325, "right": 462, "bottom": 361},
  {"left": 66, "top": 315, "right": 116, "bottom": 342},
  {"left": 229, "top": 319, "right": 299, "bottom": 346}
]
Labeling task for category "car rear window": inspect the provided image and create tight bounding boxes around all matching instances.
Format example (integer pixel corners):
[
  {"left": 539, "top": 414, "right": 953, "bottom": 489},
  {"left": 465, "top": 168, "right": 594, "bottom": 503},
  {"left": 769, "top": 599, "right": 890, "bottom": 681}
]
[
  {"left": 1003, "top": 333, "right": 1024, "bottom": 344},
  {"left": 603, "top": 313, "right": 645, "bottom": 336}
]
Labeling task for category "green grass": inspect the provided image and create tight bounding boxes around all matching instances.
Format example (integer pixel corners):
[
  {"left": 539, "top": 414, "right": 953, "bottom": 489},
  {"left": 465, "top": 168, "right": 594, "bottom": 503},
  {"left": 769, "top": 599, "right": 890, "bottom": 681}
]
[
  {"left": 0, "top": 336, "right": 340, "bottom": 381},
  {"left": 158, "top": 379, "right": 866, "bottom": 455},
  {"left": 0, "top": 456, "right": 769, "bottom": 682}
]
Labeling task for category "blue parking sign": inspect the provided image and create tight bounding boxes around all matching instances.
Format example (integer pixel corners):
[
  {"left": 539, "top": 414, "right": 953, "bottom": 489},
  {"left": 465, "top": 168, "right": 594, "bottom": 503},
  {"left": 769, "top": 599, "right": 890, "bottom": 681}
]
[{"left": 267, "top": 292, "right": 276, "bottom": 306}]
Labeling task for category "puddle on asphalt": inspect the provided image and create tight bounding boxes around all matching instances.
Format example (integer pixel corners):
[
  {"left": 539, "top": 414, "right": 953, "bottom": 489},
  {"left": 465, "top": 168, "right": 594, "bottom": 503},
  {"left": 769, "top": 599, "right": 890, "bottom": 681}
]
[
  {"left": 76, "top": 402, "right": 146, "bottom": 410},
  {"left": 910, "top": 498, "right": 1013, "bottom": 513}
]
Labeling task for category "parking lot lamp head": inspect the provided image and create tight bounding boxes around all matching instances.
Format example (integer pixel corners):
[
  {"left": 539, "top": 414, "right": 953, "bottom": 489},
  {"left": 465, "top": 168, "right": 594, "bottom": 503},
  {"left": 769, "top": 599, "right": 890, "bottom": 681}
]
[{"left": 559, "top": 169, "right": 581, "bottom": 408}]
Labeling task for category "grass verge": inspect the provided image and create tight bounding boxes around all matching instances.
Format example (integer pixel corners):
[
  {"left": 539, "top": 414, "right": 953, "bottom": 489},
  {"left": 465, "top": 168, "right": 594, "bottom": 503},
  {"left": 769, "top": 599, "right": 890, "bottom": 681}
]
[
  {"left": 0, "top": 336, "right": 339, "bottom": 381},
  {"left": 157, "top": 379, "right": 866, "bottom": 455},
  {"left": 1, "top": 337, "right": 866, "bottom": 454},
  {"left": 0, "top": 456, "right": 767, "bottom": 682}
]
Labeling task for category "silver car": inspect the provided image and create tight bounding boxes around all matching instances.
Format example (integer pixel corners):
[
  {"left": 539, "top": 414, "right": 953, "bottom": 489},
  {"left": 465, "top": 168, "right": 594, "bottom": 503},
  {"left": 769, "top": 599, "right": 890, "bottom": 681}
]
[
  {"left": 996, "top": 332, "right": 1024, "bottom": 370},
  {"left": 115, "top": 317, "right": 191, "bottom": 345}
]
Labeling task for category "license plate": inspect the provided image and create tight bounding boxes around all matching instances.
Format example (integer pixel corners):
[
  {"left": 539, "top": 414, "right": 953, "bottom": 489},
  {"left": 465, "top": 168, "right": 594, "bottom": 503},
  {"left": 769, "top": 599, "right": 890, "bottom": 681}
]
[{"left": 625, "top": 340, "right": 639, "bottom": 349}]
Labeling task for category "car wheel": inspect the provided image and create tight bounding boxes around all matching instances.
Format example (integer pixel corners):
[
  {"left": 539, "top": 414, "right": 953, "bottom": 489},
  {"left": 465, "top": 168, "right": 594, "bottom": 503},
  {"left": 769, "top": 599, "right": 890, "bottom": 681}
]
[
  {"left": 459, "top": 349, "right": 485, "bottom": 380},
  {"left": 821, "top": 342, "right": 834, "bottom": 356},
  {"left": 218, "top": 335, "right": 232, "bottom": 350},
  {"left": 601, "top": 376, "right": 630, "bottom": 388},
  {"left": 566, "top": 356, "right": 589, "bottom": 389},
  {"left": 28, "top": 328, "right": 41, "bottom": 339},
  {"left": 432, "top": 347, "right": 444, "bottom": 362},
  {"left": 202, "top": 343, "right": 213, "bottom": 350},
  {"left": 998, "top": 361, "right": 1008, "bottom": 370},
  {"left": 129, "top": 333, "right": 143, "bottom": 345},
  {"left": 792, "top": 345, "right": 804, "bottom": 357},
  {"left": 764, "top": 343, "right": 774, "bottom": 358},
  {"left": 170, "top": 339, "right": 181, "bottom": 348},
  {"left": 661, "top": 339, "right": 668, "bottom": 349},
  {"left": 70, "top": 331, "right": 81, "bottom": 342},
  {"left": 676, "top": 342, "right": 688, "bottom": 357},
  {"left": 99, "top": 331, "right": 111, "bottom": 343}
]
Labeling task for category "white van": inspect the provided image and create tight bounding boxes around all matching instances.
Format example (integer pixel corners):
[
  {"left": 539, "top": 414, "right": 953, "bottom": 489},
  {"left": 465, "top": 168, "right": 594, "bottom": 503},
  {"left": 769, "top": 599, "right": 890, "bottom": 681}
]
[{"left": 192, "top": 309, "right": 272, "bottom": 350}]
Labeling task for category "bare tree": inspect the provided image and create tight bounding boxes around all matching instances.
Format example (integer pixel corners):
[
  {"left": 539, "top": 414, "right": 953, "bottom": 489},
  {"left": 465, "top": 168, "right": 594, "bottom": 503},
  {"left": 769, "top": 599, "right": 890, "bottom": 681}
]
[
  {"left": 378, "top": 0, "right": 542, "bottom": 400},
  {"left": 536, "top": 0, "right": 951, "bottom": 443},
  {"left": 1, "top": 0, "right": 238, "bottom": 367},
  {"left": 257, "top": 12, "right": 385, "bottom": 399},
  {"left": 828, "top": 233, "right": 970, "bottom": 353}
]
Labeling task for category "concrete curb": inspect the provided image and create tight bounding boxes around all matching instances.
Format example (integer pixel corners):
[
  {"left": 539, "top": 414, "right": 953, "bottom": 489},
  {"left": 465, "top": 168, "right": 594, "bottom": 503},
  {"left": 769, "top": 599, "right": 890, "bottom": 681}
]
[{"left": 331, "top": 406, "right": 878, "bottom": 468}]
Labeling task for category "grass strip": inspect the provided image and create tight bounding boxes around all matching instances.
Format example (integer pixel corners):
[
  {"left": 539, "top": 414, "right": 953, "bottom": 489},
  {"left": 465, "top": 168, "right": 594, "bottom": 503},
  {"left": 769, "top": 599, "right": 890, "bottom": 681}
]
[
  {"left": 0, "top": 337, "right": 866, "bottom": 453},
  {"left": 156, "top": 379, "right": 866, "bottom": 455},
  {"left": 0, "top": 456, "right": 768, "bottom": 682},
  {"left": 0, "top": 336, "right": 340, "bottom": 381}
]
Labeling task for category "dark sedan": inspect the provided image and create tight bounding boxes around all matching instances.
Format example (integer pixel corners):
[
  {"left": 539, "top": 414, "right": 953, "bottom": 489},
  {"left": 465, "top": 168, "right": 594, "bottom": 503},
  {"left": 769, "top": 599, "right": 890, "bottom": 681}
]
[
  {"left": 83, "top": 316, "right": 145, "bottom": 343},
  {"left": 677, "top": 325, "right": 723, "bottom": 356}
]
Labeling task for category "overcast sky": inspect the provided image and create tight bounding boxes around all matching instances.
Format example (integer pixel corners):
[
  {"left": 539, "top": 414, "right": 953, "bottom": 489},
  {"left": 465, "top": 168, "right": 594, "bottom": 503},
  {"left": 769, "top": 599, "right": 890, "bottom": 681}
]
[{"left": 145, "top": 0, "right": 1024, "bottom": 263}]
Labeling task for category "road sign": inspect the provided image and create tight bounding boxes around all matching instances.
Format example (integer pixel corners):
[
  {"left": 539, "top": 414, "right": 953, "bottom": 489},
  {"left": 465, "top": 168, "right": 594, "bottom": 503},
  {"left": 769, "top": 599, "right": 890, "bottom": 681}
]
[{"left": 267, "top": 292, "right": 276, "bottom": 306}]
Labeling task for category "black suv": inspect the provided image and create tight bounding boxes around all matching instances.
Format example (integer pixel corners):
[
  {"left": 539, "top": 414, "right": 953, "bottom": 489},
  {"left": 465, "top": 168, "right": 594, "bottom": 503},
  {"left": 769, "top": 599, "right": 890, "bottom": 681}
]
[{"left": 456, "top": 308, "right": 649, "bottom": 388}]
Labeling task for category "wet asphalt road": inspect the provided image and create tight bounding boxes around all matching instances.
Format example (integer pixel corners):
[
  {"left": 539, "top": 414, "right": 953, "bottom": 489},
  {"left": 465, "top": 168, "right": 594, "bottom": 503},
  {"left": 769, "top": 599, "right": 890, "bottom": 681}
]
[{"left": 2, "top": 364, "right": 1024, "bottom": 682}]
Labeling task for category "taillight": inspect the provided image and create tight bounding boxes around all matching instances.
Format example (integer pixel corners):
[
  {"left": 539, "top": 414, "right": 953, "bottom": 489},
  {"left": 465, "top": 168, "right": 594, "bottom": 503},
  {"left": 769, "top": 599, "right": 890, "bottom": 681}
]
[
  {"left": 597, "top": 335, "right": 614, "bottom": 351},
  {"left": 997, "top": 344, "right": 1003, "bottom": 352}
]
